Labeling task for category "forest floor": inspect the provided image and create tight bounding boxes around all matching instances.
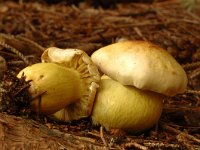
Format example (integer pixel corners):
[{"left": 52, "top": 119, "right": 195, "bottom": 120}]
[{"left": 0, "top": 0, "right": 199, "bottom": 149}]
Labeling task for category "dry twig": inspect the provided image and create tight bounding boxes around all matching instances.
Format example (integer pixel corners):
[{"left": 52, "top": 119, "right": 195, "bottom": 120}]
[
  {"left": 100, "top": 126, "right": 109, "bottom": 148},
  {"left": 0, "top": 39, "right": 29, "bottom": 65},
  {"left": 162, "top": 124, "right": 200, "bottom": 144},
  {"left": 189, "top": 67, "right": 200, "bottom": 79},
  {"left": 182, "top": 61, "right": 200, "bottom": 70},
  {"left": 123, "top": 141, "right": 148, "bottom": 150}
]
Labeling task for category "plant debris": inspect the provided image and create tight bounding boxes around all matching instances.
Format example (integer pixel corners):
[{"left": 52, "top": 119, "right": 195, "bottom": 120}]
[
  {"left": 0, "top": 71, "right": 32, "bottom": 116},
  {"left": 0, "top": 0, "right": 199, "bottom": 149}
]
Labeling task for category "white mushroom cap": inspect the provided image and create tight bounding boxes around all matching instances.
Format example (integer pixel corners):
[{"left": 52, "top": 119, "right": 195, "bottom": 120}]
[
  {"left": 41, "top": 47, "right": 100, "bottom": 121},
  {"left": 91, "top": 41, "right": 188, "bottom": 96}
]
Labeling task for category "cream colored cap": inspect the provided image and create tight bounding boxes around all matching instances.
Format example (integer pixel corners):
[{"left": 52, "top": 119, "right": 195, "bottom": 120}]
[
  {"left": 91, "top": 41, "right": 187, "bottom": 96},
  {"left": 42, "top": 47, "right": 100, "bottom": 121}
]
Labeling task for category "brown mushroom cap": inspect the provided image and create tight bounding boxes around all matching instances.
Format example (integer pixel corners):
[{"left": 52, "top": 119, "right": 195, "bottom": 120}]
[
  {"left": 42, "top": 47, "right": 100, "bottom": 121},
  {"left": 91, "top": 41, "right": 188, "bottom": 96}
]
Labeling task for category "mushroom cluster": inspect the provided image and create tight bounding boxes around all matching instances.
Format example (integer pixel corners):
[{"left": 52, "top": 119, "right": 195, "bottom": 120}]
[
  {"left": 17, "top": 40, "right": 187, "bottom": 133},
  {"left": 91, "top": 40, "right": 187, "bottom": 133},
  {"left": 17, "top": 47, "right": 100, "bottom": 121}
]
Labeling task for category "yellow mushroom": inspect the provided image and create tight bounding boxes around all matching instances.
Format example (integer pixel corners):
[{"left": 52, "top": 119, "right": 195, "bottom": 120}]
[
  {"left": 92, "top": 75, "right": 164, "bottom": 133},
  {"left": 17, "top": 47, "right": 100, "bottom": 120},
  {"left": 17, "top": 63, "right": 82, "bottom": 114},
  {"left": 91, "top": 40, "right": 188, "bottom": 133}
]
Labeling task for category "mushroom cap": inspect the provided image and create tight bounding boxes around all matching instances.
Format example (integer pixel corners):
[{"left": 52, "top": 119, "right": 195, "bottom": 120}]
[
  {"left": 17, "top": 63, "right": 82, "bottom": 114},
  {"left": 91, "top": 41, "right": 188, "bottom": 96},
  {"left": 92, "top": 75, "right": 164, "bottom": 133},
  {"left": 42, "top": 47, "right": 100, "bottom": 121}
]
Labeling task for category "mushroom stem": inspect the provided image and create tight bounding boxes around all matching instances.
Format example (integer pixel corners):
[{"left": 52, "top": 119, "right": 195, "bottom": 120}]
[
  {"left": 17, "top": 63, "right": 82, "bottom": 115},
  {"left": 92, "top": 75, "right": 165, "bottom": 133}
]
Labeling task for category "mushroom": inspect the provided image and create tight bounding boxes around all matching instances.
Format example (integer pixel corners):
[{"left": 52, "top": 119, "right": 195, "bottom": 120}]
[
  {"left": 17, "top": 47, "right": 100, "bottom": 121},
  {"left": 91, "top": 40, "right": 188, "bottom": 133}
]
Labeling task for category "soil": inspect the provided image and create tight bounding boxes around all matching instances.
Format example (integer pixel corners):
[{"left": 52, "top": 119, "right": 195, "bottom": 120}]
[{"left": 0, "top": 0, "right": 199, "bottom": 149}]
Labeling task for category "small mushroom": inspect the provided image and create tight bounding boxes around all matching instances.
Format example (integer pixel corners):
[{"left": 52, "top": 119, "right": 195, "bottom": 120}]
[
  {"left": 17, "top": 47, "right": 100, "bottom": 121},
  {"left": 91, "top": 41, "right": 188, "bottom": 133}
]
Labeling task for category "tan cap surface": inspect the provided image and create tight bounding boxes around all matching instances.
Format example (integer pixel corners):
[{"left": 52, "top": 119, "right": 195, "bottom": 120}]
[
  {"left": 91, "top": 41, "right": 187, "bottom": 96},
  {"left": 42, "top": 47, "right": 100, "bottom": 121}
]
